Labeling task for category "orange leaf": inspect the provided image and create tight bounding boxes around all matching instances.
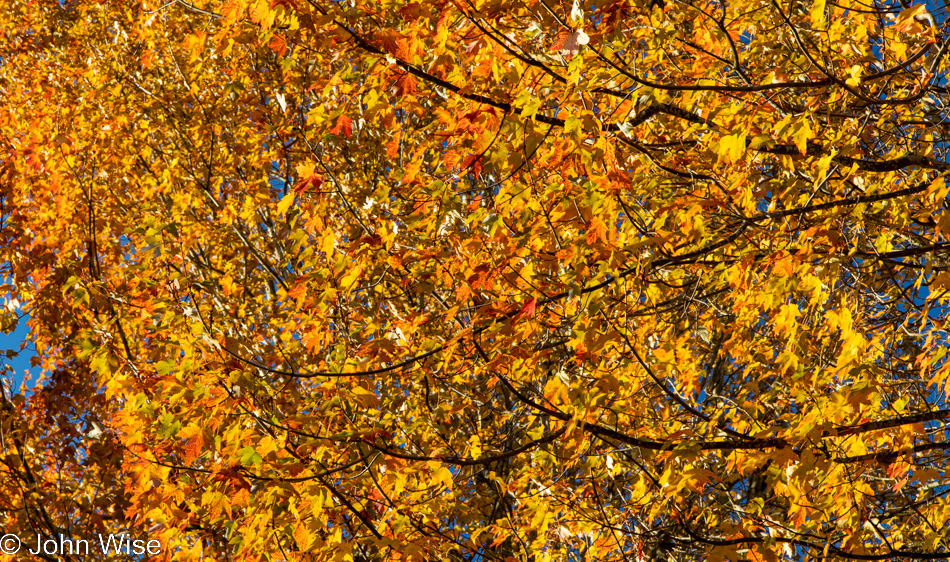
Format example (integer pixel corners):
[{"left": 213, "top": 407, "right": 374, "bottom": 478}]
[
  {"left": 269, "top": 33, "right": 288, "bottom": 57},
  {"left": 460, "top": 153, "right": 482, "bottom": 175},
  {"left": 549, "top": 31, "right": 570, "bottom": 53},
  {"left": 586, "top": 217, "right": 608, "bottom": 245},
  {"left": 391, "top": 72, "right": 418, "bottom": 97},
  {"left": 288, "top": 281, "right": 307, "bottom": 300},
  {"left": 330, "top": 114, "right": 353, "bottom": 138}
]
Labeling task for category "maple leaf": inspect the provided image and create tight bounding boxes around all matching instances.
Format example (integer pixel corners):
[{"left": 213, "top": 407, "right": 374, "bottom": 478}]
[
  {"left": 183, "top": 436, "right": 204, "bottom": 462},
  {"left": 718, "top": 132, "right": 746, "bottom": 164},
  {"left": 293, "top": 161, "right": 323, "bottom": 194},
  {"left": 269, "top": 33, "right": 288, "bottom": 57},
  {"left": 459, "top": 153, "right": 482, "bottom": 175},
  {"left": 549, "top": 31, "right": 570, "bottom": 53},
  {"left": 293, "top": 175, "right": 322, "bottom": 194},
  {"left": 330, "top": 114, "right": 353, "bottom": 138},
  {"left": 515, "top": 297, "right": 537, "bottom": 323},
  {"left": 220, "top": 0, "right": 247, "bottom": 20},
  {"left": 359, "top": 233, "right": 383, "bottom": 246},
  {"left": 386, "top": 135, "right": 401, "bottom": 158},
  {"left": 585, "top": 217, "right": 608, "bottom": 245},
  {"left": 248, "top": 1, "right": 270, "bottom": 24},
  {"left": 287, "top": 281, "right": 307, "bottom": 299},
  {"left": 397, "top": 3, "right": 423, "bottom": 21},
  {"left": 182, "top": 31, "right": 207, "bottom": 62},
  {"left": 375, "top": 31, "right": 410, "bottom": 59},
  {"left": 391, "top": 72, "right": 418, "bottom": 98}
]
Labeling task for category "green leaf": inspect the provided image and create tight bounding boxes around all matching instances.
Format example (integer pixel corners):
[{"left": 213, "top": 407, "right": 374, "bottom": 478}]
[{"left": 238, "top": 446, "right": 263, "bottom": 466}]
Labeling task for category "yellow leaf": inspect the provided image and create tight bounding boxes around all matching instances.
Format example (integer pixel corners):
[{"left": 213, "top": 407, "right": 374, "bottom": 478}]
[
  {"left": 895, "top": 4, "right": 931, "bottom": 34},
  {"left": 434, "top": 467, "right": 454, "bottom": 490},
  {"left": 793, "top": 121, "right": 813, "bottom": 155},
  {"left": 718, "top": 132, "right": 746, "bottom": 164},
  {"left": 470, "top": 435, "right": 482, "bottom": 458},
  {"left": 926, "top": 176, "right": 948, "bottom": 201},
  {"left": 257, "top": 436, "right": 279, "bottom": 457},
  {"left": 277, "top": 193, "right": 295, "bottom": 215},
  {"left": 295, "top": 160, "right": 316, "bottom": 179},
  {"left": 896, "top": 4, "right": 926, "bottom": 24},
  {"left": 809, "top": 0, "right": 827, "bottom": 26},
  {"left": 775, "top": 303, "right": 800, "bottom": 338},
  {"left": 845, "top": 65, "right": 862, "bottom": 88},
  {"left": 340, "top": 265, "right": 364, "bottom": 291},
  {"left": 565, "top": 116, "right": 583, "bottom": 136},
  {"left": 874, "top": 232, "right": 891, "bottom": 253},
  {"left": 321, "top": 232, "right": 336, "bottom": 256}
]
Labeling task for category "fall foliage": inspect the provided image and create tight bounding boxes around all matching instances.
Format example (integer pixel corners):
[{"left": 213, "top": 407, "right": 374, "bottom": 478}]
[{"left": 4, "top": 0, "right": 950, "bottom": 560}]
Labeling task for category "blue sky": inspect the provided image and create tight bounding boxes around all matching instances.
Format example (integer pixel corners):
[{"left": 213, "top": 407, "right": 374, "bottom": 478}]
[{"left": 1, "top": 314, "right": 35, "bottom": 394}]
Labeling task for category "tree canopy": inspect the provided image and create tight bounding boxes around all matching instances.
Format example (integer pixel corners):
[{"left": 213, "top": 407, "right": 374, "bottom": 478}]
[{"left": 3, "top": 0, "right": 950, "bottom": 560}]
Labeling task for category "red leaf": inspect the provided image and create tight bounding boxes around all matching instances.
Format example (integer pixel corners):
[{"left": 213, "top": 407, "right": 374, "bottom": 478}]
[
  {"left": 460, "top": 153, "right": 482, "bottom": 176},
  {"left": 364, "top": 429, "right": 393, "bottom": 443},
  {"left": 214, "top": 468, "right": 252, "bottom": 492},
  {"left": 330, "top": 115, "right": 353, "bottom": 138},
  {"left": 516, "top": 297, "right": 537, "bottom": 322},
  {"left": 359, "top": 233, "right": 383, "bottom": 246},
  {"left": 293, "top": 174, "right": 323, "bottom": 194}
]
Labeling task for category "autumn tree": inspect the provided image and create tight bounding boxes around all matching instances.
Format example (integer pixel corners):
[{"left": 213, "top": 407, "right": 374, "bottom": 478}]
[
  {"left": 0, "top": 363, "right": 130, "bottom": 562},
  {"left": 4, "top": 0, "right": 950, "bottom": 560}
]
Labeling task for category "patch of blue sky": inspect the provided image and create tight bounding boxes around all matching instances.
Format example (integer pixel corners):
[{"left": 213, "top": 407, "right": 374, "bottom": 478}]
[{"left": 0, "top": 311, "right": 35, "bottom": 395}]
